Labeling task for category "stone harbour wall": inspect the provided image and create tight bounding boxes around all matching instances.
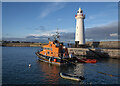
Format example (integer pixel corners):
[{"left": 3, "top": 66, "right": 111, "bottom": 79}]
[
  {"left": 68, "top": 48, "right": 120, "bottom": 59},
  {"left": 86, "top": 41, "right": 119, "bottom": 49}
]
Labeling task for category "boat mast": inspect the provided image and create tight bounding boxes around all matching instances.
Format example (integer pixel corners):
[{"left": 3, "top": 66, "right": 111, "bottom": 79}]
[{"left": 53, "top": 28, "right": 60, "bottom": 41}]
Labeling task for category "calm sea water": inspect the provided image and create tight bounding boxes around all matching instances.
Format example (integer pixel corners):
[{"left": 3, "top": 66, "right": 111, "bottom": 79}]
[{"left": 2, "top": 47, "right": 120, "bottom": 85}]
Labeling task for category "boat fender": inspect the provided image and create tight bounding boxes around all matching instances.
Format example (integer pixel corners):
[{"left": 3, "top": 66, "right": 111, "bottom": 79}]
[
  {"left": 63, "top": 53, "right": 66, "bottom": 57},
  {"left": 75, "top": 60, "right": 78, "bottom": 63},
  {"left": 54, "top": 59, "right": 56, "bottom": 62},
  {"left": 49, "top": 58, "right": 51, "bottom": 62},
  {"left": 29, "top": 64, "right": 31, "bottom": 68},
  {"left": 69, "top": 54, "right": 72, "bottom": 58}
]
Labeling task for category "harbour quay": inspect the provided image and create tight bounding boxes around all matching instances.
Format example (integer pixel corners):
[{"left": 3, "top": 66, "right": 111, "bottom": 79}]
[
  {"left": 68, "top": 48, "right": 120, "bottom": 59},
  {"left": 68, "top": 41, "right": 120, "bottom": 59},
  {"left": 86, "top": 41, "right": 119, "bottom": 49}
]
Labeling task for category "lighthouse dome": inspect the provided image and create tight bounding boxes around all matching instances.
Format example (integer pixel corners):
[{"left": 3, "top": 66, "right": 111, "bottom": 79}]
[{"left": 77, "top": 8, "right": 83, "bottom": 16}]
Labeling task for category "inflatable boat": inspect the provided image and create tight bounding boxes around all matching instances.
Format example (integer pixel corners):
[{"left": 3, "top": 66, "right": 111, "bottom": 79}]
[{"left": 60, "top": 73, "right": 85, "bottom": 81}]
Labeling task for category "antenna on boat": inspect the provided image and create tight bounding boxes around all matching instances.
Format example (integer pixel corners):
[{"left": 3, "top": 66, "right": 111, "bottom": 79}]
[
  {"left": 53, "top": 28, "right": 60, "bottom": 41},
  {"left": 48, "top": 33, "right": 51, "bottom": 41},
  {"left": 56, "top": 28, "right": 60, "bottom": 40},
  {"left": 48, "top": 38, "right": 50, "bottom": 41}
]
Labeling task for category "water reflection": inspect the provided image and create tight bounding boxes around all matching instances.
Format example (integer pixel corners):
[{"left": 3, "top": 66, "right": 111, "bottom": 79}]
[
  {"left": 36, "top": 58, "right": 119, "bottom": 84},
  {"left": 74, "top": 64, "right": 84, "bottom": 76},
  {"left": 36, "top": 61, "right": 60, "bottom": 84},
  {"left": 37, "top": 60, "right": 85, "bottom": 84}
]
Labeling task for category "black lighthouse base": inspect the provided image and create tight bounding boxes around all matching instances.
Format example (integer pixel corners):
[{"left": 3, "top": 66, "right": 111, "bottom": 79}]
[{"left": 75, "top": 41, "right": 88, "bottom": 48}]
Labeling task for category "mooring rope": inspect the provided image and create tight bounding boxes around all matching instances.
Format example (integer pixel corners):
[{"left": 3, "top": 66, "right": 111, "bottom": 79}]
[
  {"left": 62, "top": 58, "right": 76, "bottom": 65},
  {"left": 97, "top": 71, "right": 120, "bottom": 77},
  {"left": 84, "top": 63, "right": 120, "bottom": 77}
]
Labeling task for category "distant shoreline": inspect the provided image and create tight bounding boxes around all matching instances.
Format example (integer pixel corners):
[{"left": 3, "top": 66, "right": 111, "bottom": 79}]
[
  {"left": 1, "top": 41, "right": 119, "bottom": 49},
  {"left": 1, "top": 43, "right": 48, "bottom": 47}
]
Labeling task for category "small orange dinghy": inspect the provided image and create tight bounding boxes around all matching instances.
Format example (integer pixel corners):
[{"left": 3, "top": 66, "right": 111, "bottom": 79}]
[{"left": 77, "top": 58, "right": 97, "bottom": 63}]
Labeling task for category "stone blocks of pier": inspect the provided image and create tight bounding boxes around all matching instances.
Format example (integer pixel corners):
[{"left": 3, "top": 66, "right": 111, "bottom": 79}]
[
  {"left": 86, "top": 41, "right": 119, "bottom": 49},
  {"left": 68, "top": 48, "right": 120, "bottom": 59}
]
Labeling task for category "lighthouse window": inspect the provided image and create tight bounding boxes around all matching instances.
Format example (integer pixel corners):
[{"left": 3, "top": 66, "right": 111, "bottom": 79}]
[
  {"left": 77, "top": 11, "right": 79, "bottom": 13},
  {"left": 80, "top": 10, "right": 82, "bottom": 13}
]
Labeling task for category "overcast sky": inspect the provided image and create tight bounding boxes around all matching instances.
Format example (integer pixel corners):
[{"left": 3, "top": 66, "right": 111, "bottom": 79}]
[{"left": 2, "top": 2, "right": 118, "bottom": 43}]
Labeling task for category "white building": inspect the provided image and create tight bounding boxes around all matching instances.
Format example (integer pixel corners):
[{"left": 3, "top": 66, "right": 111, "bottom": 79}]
[{"left": 75, "top": 8, "right": 85, "bottom": 45}]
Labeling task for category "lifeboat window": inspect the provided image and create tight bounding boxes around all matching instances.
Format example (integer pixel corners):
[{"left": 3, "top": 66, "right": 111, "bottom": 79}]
[
  {"left": 51, "top": 52, "right": 53, "bottom": 54},
  {"left": 47, "top": 52, "right": 50, "bottom": 54},
  {"left": 41, "top": 48, "right": 43, "bottom": 51}
]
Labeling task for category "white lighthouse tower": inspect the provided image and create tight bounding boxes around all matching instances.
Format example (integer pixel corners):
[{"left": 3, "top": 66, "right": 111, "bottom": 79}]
[{"left": 75, "top": 8, "right": 85, "bottom": 46}]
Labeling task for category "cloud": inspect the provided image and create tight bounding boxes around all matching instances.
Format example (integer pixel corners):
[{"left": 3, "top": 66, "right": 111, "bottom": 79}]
[
  {"left": 3, "top": 21, "right": 118, "bottom": 42},
  {"left": 2, "top": 37, "right": 48, "bottom": 43},
  {"left": 30, "top": 29, "right": 69, "bottom": 37},
  {"left": 85, "top": 21, "right": 118, "bottom": 41},
  {"left": 110, "top": 33, "right": 118, "bottom": 37},
  {"left": 39, "top": 2, "right": 66, "bottom": 18},
  {"left": 29, "top": 34, "right": 41, "bottom": 37}
]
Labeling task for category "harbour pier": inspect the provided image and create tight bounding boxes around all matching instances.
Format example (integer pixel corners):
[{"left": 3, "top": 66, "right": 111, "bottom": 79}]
[
  {"left": 68, "top": 41, "right": 120, "bottom": 59},
  {"left": 68, "top": 48, "right": 120, "bottom": 59}
]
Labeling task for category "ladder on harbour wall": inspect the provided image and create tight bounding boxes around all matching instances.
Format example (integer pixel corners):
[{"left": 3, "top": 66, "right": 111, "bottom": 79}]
[{"left": 88, "top": 49, "right": 108, "bottom": 58}]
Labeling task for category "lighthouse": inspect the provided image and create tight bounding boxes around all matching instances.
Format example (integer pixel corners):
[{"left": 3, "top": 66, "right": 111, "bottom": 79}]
[{"left": 75, "top": 8, "right": 85, "bottom": 47}]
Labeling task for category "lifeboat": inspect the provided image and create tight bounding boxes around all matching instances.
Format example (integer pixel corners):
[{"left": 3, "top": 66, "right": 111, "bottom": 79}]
[{"left": 35, "top": 39, "right": 76, "bottom": 65}]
